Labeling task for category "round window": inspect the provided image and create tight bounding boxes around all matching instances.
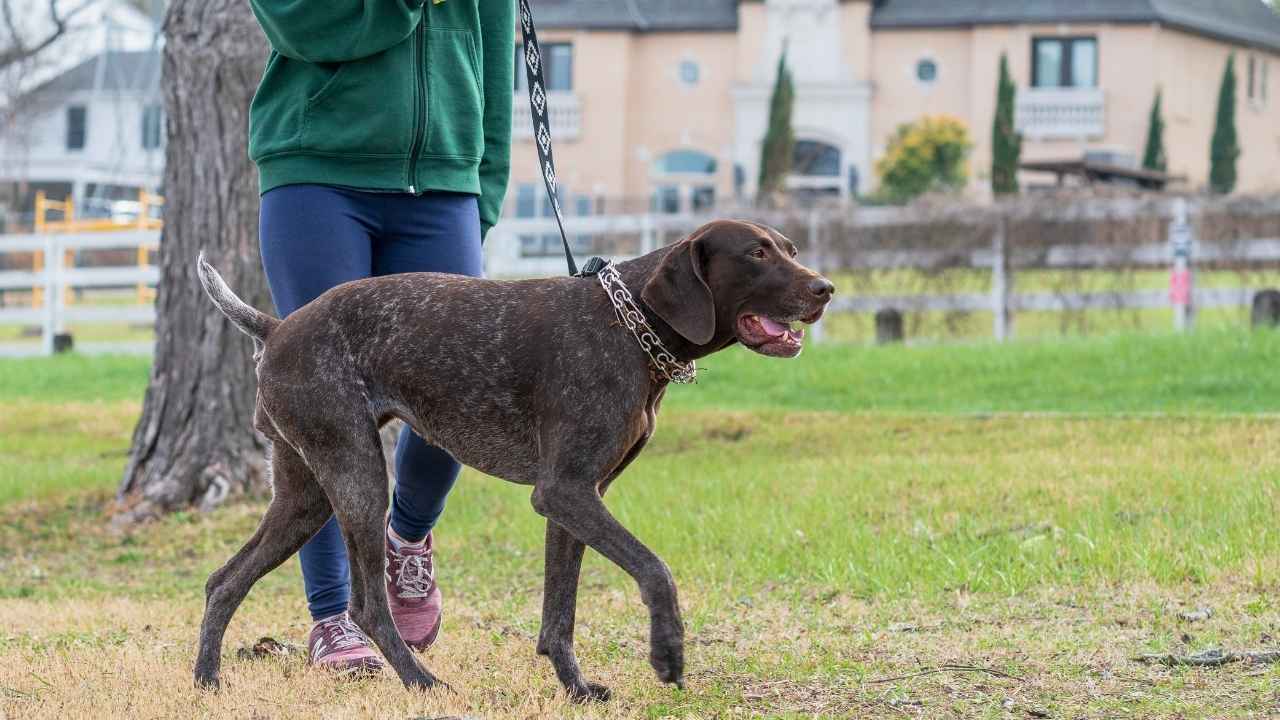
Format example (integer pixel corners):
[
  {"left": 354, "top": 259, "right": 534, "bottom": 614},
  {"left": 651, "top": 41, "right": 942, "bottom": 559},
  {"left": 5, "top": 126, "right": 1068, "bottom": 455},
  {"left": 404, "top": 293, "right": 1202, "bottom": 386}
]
[
  {"left": 679, "top": 60, "right": 700, "bottom": 86},
  {"left": 916, "top": 59, "right": 938, "bottom": 83}
]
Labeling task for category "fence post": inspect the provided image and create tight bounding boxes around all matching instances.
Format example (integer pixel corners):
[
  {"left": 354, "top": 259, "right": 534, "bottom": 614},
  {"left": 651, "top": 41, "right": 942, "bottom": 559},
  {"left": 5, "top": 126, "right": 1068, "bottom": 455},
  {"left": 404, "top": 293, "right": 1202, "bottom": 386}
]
[
  {"left": 136, "top": 244, "right": 149, "bottom": 303},
  {"left": 1169, "top": 197, "right": 1193, "bottom": 332},
  {"left": 991, "top": 215, "right": 1011, "bottom": 342},
  {"left": 640, "top": 213, "right": 656, "bottom": 254},
  {"left": 62, "top": 248, "right": 75, "bottom": 308},
  {"left": 808, "top": 208, "right": 826, "bottom": 343},
  {"left": 32, "top": 246, "right": 44, "bottom": 309},
  {"left": 41, "top": 234, "right": 57, "bottom": 355}
]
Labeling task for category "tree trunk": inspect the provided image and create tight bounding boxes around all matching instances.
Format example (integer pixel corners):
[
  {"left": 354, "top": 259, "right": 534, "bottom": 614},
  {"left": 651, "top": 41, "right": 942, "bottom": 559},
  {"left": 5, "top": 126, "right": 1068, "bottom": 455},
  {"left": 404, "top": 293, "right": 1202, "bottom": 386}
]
[{"left": 115, "top": 0, "right": 272, "bottom": 524}]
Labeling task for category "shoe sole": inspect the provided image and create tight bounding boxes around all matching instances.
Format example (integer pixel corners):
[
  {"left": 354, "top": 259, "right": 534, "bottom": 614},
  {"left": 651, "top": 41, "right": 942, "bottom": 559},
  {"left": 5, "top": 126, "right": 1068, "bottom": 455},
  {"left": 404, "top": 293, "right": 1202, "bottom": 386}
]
[
  {"left": 406, "top": 612, "right": 443, "bottom": 652},
  {"left": 311, "top": 655, "right": 385, "bottom": 678}
]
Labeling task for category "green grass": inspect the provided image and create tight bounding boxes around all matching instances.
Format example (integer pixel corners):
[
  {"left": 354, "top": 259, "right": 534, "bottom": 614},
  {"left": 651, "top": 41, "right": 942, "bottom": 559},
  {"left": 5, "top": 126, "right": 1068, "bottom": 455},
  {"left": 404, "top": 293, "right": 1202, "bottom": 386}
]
[
  {"left": 2, "top": 330, "right": 1280, "bottom": 717},
  {"left": 10, "top": 410, "right": 1274, "bottom": 602},
  {"left": 679, "top": 328, "right": 1280, "bottom": 414},
  {"left": 0, "top": 400, "right": 135, "bottom": 505},
  {"left": 0, "top": 354, "right": 149, "bottom": 403},
  {"left": 5, "top": 326, "right": 1279, "bottom": 413}
]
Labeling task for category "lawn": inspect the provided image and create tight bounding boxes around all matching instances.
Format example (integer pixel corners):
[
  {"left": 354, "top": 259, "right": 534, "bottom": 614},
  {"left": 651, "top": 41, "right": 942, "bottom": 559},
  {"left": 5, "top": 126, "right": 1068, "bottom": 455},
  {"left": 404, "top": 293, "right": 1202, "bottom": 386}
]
[{"left": 1, "top": 331, "right": 1279, "bottom": 718}]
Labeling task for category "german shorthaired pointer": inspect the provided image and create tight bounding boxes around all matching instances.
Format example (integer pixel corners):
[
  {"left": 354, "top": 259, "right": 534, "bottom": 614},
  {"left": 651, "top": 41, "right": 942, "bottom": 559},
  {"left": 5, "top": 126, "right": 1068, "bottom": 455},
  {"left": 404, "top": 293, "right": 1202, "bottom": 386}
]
[{"left": 193, "top": 220, "right": 834, "bottom": 701}]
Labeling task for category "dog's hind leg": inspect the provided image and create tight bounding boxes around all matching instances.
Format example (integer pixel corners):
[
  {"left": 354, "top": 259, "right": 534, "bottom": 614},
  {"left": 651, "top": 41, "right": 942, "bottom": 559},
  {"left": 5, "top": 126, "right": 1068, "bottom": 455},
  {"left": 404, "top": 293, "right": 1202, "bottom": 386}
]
[
  {"left": 194, "top": 440, "right": 331, "bottom": 690},
  {"left": 310, "top": 424, "right": 444, "bottom": 692}
]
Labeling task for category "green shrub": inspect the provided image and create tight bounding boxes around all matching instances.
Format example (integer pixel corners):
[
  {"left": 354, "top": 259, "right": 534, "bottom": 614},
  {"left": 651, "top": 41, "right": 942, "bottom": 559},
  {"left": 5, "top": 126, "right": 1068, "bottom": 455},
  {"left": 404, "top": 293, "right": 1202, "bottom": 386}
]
[{"left": 875, "top": 115, "right": 972, "bottom": 203}]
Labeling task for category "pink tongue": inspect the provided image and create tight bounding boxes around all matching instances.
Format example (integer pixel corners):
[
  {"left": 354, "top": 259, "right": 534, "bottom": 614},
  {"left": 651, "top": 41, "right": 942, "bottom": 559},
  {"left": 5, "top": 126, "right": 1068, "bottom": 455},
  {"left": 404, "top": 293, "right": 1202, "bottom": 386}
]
[{"left": 758, "top": 317, "right": 789, "bottom": 337}]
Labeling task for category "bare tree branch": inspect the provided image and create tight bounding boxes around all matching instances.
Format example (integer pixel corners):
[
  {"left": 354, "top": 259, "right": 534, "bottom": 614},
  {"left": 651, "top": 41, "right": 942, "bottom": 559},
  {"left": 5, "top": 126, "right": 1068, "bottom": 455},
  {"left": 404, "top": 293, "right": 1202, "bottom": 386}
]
[{"left": 0, "top": 0, "right": 94, "bottom": 71}]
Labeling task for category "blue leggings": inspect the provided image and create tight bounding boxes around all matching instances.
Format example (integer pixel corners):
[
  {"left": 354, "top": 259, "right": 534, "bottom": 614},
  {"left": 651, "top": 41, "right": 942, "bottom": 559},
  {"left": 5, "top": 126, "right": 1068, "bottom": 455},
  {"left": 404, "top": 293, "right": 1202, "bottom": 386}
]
[{"left": 259, "top": 184, "right": 482, "bottom": 621}]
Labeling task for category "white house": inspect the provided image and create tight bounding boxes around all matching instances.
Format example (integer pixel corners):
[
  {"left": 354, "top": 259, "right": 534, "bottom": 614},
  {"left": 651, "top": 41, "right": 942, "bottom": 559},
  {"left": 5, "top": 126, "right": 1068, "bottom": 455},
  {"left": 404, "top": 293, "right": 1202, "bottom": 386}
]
[
  {"left": 0, "top": 49, "right": 163, "bottom": 226},
  {"left": 0, "top": 0, "right": 160, "bottom": 228}
]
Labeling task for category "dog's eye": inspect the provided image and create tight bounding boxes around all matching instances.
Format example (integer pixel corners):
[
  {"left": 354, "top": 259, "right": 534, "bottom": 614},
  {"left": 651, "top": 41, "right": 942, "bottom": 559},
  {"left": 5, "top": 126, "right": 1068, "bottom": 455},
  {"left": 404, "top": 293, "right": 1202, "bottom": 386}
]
[{"left": 750, "top": 247, "right": 767, "bottom": 259}]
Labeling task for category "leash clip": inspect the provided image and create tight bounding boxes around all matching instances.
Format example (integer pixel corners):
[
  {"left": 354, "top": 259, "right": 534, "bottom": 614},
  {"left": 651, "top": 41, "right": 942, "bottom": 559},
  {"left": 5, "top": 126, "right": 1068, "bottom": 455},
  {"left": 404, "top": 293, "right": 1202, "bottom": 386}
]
[{"left": 574, "top": 256, "right": 609, "bottom": 278}]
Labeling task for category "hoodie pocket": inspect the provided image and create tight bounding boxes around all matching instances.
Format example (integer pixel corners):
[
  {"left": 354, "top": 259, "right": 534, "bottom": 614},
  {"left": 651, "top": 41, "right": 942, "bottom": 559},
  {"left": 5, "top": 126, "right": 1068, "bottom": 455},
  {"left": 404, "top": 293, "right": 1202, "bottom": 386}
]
[
  {"left": 423, "top": 28, "right": 483, "bottom": 160},
  {"left": 299, "top": 41, "right": 416, "bottom": 157}
]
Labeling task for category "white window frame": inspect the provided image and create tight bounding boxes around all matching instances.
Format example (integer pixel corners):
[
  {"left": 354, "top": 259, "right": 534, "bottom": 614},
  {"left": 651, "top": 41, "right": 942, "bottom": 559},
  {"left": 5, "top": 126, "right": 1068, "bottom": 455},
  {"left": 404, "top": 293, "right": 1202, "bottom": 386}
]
[{"left": 650, "top": 150, "right": 718, "bottom": 215}]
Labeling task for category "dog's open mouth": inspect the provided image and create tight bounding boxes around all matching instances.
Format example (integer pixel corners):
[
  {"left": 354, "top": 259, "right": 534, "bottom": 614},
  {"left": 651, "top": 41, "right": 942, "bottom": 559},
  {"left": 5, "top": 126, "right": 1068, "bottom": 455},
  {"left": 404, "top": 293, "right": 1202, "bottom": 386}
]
[{"left": 737, "top": 312, "right": 820, "bottom": 358}]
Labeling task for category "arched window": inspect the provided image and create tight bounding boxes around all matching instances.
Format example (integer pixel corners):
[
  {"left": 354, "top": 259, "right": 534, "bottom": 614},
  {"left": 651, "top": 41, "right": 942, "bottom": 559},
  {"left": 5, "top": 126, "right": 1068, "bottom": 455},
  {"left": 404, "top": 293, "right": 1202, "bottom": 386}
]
[
  {"left": 656, "top": 150, "right": 717, "bottom": 175},
  {"left": 788, "top": 139, "right": 845, "bottom": 206},
  {"left": 652, "top": 149, "right": 718, "bottom": 214},
  {"left": 792, "top": 140, "right": 841, "bottom": 177}
]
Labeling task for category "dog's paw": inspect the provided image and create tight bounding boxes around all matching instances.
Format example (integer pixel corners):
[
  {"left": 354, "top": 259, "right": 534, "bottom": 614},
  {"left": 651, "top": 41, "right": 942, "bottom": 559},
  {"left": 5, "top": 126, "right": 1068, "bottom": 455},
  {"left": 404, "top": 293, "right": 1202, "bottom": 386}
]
[
  {"left": 403, "top": 673, "right": 450, "bottom": 694},
  {"left": 567, "top": 681, "right": 612, "bottom": 703},
  {"left": 193, "top": 673, "right": 221, "bottom": 692},
  {"left": 649, "top": 638, "right": 685, "bottom": 688}
]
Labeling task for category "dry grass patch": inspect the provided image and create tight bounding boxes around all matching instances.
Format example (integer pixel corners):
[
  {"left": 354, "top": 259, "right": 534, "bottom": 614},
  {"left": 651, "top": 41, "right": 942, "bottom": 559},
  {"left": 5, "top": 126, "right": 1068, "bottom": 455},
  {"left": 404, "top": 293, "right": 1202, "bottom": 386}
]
[{"left": 4, "top": 584, "right": 1280, "bottom": 718}]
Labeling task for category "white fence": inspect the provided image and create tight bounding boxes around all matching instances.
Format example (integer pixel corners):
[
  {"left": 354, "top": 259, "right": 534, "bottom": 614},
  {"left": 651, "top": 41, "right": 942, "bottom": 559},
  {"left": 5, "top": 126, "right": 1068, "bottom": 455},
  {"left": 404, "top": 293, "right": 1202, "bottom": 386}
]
[
  {"left": 0, "top": 230, "right": 158, "bottom": 356},
  {"left": 3, "top": 196, "right": 1278, "bottom": 356}
]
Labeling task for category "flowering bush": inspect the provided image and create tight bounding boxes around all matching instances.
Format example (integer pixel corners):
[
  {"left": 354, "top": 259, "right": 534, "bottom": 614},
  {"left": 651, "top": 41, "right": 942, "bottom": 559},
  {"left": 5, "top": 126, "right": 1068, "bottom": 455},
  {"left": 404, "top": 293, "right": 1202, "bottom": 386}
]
[{"left": 875, "top": 115, "right": 973, "bottom": 203}]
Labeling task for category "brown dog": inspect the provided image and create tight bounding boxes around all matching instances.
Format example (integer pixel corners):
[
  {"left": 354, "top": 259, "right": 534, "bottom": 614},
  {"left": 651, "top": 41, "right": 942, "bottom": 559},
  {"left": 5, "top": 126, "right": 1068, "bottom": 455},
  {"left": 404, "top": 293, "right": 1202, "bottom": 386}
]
[{"left": 192, "top": 220, "right": 833, "bottom": 700}]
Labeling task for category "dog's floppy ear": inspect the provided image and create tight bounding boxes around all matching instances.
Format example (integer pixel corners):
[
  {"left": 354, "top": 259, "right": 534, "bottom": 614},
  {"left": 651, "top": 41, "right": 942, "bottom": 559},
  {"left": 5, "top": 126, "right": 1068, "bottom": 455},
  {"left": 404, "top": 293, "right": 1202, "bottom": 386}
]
[{"left": 641, "top": 236, "right": 715, "bottom": 345}]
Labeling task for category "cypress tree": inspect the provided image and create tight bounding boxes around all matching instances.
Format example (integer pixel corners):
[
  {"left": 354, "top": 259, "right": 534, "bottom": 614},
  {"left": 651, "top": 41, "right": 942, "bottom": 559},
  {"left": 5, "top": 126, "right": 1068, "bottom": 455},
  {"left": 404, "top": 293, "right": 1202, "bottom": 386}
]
[
  {"left": 1209, "top": 55, "right": 1240, "bottom": 194},
  {"left": 991, "top": 53, "right": 1021, "bottom": 195},
  {"left": 757, "top": 44, "right": 795, "bottom": 205},
  {"left": 1142, "top": 89, "right": 1167, "bottom": 173}
]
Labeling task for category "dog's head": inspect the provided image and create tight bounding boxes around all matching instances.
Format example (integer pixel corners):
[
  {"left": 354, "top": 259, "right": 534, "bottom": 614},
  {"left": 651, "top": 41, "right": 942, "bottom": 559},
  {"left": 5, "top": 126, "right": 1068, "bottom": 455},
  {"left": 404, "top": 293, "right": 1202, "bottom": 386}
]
[{"left": 641, "top": 220, "right": 834, "bottom": 358}]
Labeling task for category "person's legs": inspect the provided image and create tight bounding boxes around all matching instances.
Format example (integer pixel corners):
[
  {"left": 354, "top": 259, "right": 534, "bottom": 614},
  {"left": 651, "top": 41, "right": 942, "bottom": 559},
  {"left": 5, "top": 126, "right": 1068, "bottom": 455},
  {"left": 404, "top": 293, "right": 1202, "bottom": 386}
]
[
  {"left": 371, "top": 191, "right": 483, "bottom": 544},
  {"left": 259, "top": 185, "right": 377, "bottom": 624},
  {"left": 370, "top": 191, "right": 482, "bottom": 651}
]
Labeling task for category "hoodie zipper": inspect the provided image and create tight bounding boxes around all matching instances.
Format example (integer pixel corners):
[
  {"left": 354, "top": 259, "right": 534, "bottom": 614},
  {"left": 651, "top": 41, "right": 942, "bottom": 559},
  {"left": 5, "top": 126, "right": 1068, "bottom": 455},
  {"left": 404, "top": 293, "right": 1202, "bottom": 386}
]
[{"left": 406, "top": 19, "right": 427, "bottom": 194}]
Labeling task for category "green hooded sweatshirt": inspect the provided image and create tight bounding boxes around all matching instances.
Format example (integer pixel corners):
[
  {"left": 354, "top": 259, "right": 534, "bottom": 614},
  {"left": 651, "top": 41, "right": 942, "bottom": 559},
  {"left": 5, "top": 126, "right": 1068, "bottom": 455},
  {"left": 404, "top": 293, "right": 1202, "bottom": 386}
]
[{"left": 247, "top": 0, "right": 514, "bottom": 237}]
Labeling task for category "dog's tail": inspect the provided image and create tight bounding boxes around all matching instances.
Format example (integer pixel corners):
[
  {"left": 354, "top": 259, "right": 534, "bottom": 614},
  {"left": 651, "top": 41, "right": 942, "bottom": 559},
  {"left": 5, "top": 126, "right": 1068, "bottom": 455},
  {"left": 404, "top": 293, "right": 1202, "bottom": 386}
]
[{"left": 196, "top": 252, "right": 280, "bottom": 345}]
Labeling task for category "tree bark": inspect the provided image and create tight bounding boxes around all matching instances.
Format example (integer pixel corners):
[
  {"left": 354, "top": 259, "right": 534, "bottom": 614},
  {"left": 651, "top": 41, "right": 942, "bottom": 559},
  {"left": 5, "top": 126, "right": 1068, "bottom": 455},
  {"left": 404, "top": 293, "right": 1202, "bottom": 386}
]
[{"left": 116, "top": 0, "right": 272, "bottom": 524}]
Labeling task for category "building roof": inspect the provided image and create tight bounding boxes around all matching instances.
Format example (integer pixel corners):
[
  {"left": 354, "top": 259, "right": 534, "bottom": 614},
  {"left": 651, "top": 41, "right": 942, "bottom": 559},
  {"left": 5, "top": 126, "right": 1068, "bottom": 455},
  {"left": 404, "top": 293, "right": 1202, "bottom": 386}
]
[
  {"left": 34, "top": 50, "right": 162, "bottom": 96},
  {"left": 870, "top": 0, "right": 1280, "bottom": 53},
  {"left": 533, "top": 0, "right": 739, "bottom": 31}
]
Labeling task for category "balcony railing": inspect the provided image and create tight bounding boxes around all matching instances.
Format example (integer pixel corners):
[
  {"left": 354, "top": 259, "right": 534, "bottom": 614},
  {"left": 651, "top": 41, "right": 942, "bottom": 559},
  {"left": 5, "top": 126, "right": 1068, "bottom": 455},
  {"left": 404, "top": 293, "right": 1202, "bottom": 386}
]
[
  {"left": 1015, "top": 87, "right": 1105, "bottom": 139},
  {"left": 512, "top": 91, "right": 582, "bottom": 141}
]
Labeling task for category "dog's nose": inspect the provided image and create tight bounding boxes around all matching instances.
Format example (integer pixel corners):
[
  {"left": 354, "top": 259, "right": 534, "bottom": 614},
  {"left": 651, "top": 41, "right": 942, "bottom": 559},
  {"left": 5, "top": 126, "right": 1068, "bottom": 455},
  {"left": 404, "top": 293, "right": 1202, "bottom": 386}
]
[{"left": 808, "top": 278, "right": 835, "bottom": 298}]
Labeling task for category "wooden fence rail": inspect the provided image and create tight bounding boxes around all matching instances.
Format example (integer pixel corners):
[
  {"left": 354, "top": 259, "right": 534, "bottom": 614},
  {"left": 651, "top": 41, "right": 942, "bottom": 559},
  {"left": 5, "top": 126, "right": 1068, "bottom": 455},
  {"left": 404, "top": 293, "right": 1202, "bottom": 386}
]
[{"left": 2, "top": 195, "right": 1279, "bottom": 355}]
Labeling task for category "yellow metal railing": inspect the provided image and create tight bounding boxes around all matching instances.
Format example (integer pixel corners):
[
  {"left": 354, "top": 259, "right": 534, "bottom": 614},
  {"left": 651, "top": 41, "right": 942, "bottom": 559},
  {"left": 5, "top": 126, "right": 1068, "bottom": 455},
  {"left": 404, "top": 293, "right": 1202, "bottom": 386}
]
[{"left": 30, "top": 190, "right": 163, "bottom": 308}]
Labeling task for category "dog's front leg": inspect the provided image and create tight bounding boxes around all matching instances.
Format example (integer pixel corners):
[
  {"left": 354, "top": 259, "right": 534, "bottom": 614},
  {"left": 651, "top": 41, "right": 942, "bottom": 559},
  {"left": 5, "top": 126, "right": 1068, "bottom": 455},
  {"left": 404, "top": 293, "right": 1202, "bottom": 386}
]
[
  {"left": 531, "top": 484, "right": 685, "bottom": 691},
  {"left": 536, "top": 519, "right": 611, "bottom": 702}
]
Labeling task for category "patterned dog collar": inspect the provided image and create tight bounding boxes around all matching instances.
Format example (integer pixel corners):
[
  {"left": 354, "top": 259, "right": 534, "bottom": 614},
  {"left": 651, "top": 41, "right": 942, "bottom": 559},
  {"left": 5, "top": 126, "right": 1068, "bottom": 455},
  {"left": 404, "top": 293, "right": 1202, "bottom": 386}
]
[{"left": 596, "top": 262, "right": 697, "bottom": 384}]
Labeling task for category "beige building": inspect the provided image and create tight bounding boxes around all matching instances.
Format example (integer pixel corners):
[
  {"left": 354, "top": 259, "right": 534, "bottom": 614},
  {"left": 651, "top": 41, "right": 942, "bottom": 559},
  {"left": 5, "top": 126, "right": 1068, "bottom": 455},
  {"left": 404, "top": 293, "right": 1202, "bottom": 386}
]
[{"left": 508, "top": 0, "right": 1280, "bottom": 235}]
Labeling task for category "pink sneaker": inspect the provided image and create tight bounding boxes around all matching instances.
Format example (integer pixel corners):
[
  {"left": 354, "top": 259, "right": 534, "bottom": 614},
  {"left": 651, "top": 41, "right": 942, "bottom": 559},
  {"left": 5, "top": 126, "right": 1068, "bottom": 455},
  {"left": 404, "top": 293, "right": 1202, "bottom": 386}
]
[
  {"left": 385, "top": 530, "right": 443, "bottom": 651},
  {"left": 307, "top": 612, "right": 384, "bottom": 676}
]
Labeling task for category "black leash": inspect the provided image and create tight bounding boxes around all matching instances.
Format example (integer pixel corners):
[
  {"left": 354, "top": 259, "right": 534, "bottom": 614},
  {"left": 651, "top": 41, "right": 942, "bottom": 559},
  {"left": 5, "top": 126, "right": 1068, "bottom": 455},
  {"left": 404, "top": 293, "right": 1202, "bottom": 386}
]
[{"left": 517, "top": 0, "right": 608, "bottom": 278}]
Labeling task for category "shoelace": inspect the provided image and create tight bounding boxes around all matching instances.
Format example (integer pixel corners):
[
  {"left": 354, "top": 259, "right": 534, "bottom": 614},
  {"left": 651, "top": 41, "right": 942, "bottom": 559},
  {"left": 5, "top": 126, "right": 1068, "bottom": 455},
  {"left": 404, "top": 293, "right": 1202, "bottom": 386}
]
[
  {"left": 389, "top": 550, "right": 435, "bottom": 599},
  {"left": 324, "top": 614, "right": 369, "bottom": 651}
]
